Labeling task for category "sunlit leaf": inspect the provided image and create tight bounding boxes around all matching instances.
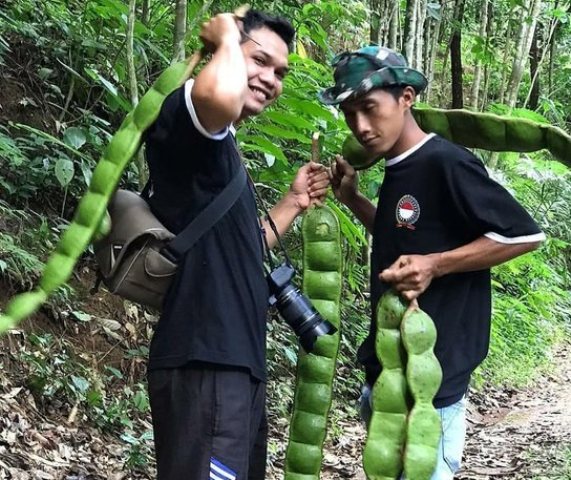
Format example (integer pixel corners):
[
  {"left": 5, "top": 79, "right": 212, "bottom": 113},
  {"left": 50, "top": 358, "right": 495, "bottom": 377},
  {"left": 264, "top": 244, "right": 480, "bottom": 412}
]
[
  {"left": 63, "top": 127, "right": 87, "bottom": 149},
  {"left": 55, "top": 158, "right": 74, "bottom": 187}
]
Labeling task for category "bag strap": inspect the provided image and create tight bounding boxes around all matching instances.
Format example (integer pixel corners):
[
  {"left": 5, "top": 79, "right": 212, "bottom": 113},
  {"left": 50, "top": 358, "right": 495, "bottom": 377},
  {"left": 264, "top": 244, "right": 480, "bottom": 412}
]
[{"left": 162, "top": 165, "right": 247, "bottom": 261}]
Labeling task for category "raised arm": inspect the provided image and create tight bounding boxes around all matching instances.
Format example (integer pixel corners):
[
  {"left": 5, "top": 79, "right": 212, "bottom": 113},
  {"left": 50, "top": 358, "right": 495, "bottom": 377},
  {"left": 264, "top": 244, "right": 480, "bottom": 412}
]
[
  {"left": 330, "top": 156, "right": 376, "bottom": 233},
  {"left": 192, "top": 14, "right": 247, "bottom": 133},
  {"left": 262, "top": 162, "right": 329, "bottom": 249}
]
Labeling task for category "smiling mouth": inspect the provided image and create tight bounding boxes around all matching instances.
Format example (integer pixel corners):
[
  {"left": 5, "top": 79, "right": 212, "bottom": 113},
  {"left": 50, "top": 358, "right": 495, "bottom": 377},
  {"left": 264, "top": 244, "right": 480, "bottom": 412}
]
[{"left": 250, "top": 86, "right": 269, "bottom": 102}]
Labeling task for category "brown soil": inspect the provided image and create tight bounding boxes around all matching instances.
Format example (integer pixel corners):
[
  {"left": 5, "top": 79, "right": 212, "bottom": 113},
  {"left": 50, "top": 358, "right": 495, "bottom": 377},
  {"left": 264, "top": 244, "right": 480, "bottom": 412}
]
[
  {"left": 1, "top": 290, "right": 570, "bottom": 480},
  {"left": 267, "top": 344, "right": 571, "bottom": 480}
]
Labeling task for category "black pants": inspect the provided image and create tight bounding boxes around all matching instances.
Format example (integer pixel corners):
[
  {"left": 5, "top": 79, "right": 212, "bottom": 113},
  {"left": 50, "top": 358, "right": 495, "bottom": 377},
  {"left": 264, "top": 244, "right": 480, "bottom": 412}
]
[{"left": 148, "top": 364, "right": 267, "bottom": 480}]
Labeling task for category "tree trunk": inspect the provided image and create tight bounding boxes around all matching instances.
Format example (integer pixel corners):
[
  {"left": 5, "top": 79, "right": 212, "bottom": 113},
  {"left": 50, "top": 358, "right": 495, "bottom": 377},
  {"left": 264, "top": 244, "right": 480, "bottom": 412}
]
[
  {"left": 528, "top": 23, "right": 541, "bottom": 110},
  {"left": 506, "top": 0, "right": 542, "bottom": 108},
  {"left": 404, "top": 0, "right": 418, "bottom": 63},
  {"left": 470, "top": 0, "right": 489, "bottom": 109},
  {"left": 423, "top": 13, "right": 432, "bottom": 86},
  {"left": 481, "top": 0, "right": 493, "bottom": 109},
  {"left": 141, "top": 0, "right": 150, "bottom": 25},
  {"left": 482, "top": 64, "right": 490, "bottom": 110},
  {"left": 389, "top": 0, "right": 399, "bottom": 49},
  {"left": 524, "top": 10, "right": 561, "bottom": 109},
  {"left": 126, "top": 0, "right": 147, "bottom": 188},
  {"left": 548, "top": 25, "right": 556, "bottom": 96},
  {"left": 370, "top": 0, "right": 382, "bottom": 44},
  {"left": 172, "top": 0, "right": 187, "bottom": 63},
  {"left": 425, "top": 0, "right": 443, "bottom": 104},
  {"left": 450, "top": 0, "right": 465, "bottom": 108},
  {"left": 497, "top": 14, "right": 513, "bottom": 104},
  {"left": 415, "top": 0, "right": 427, "bottom": 70}
]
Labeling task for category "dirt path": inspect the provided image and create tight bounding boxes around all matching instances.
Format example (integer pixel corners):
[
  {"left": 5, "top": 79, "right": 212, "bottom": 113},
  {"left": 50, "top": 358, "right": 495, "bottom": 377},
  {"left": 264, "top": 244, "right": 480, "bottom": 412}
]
[
  {"left": 458, "top": 344, "right": 571, "bottom": 479},
  {"left": 1, "top": 343, "right": 570, "bottom": 479},
  {"left": 270, "top": 343, "right": 571, "bottom": 480}
]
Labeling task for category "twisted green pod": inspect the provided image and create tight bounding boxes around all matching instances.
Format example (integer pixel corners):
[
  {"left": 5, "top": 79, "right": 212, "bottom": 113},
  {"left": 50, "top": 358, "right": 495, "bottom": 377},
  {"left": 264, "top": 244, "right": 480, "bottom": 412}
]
[
  {"left": 363, "top": 292, "right": 442, "bottom": 480},
  {"left": 0, "top": 55, "right": 200, "bottom": 333},
  {"left": 363, "top": 290, "right": 410, "bottom": 480},
  {"left": 343, "top": 108, "right": 571, "bottom": 170},
  {"left": 401, "top": 308, "right": 442, "bottom": 480},
  {"left": 284, "top": 205, "right": 342, "bottom": 479}
]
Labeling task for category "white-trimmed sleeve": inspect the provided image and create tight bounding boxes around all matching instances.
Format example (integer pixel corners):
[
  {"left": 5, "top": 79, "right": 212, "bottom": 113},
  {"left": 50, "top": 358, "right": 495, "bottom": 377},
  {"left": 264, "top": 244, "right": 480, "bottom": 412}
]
[
  {"left": 445, "top": 154, "right": 546, "bottom": 245},
  {"left": 184, "top": 79, "right": 231, "bottom": 141},
  {"left": 484, "top": 231, "right": 546, "bottom": 245}
]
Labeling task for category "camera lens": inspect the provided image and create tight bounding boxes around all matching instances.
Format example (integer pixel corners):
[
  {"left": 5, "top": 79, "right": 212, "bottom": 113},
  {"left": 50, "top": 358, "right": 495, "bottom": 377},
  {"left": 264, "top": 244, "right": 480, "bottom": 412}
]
[{"left": 275, "top": 284, "right": 336, "bottom": 352}]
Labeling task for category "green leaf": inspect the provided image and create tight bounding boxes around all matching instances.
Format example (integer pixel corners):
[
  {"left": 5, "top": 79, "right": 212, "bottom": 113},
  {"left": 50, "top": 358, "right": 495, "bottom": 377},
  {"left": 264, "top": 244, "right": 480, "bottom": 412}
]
[
  {"left": 84, "top": 66, "right": 131, "bottom": 112},
  {"left": 80, "top": 160, "right": 93, "bottom": 186},
  {"left": 280, "top": 98, "right": 337, "bottom": 124},
  {"left": 283, "top": 346, "right": 298, "bottom": 365},
  {"left": 55, "top": 158, "right": 74, "bottom": 187},
  {"left": 38, "top": 68, "right": 52, "bottom": 80},
  {"left": 133, "top": 390, "right": 149, "bottom": 411},
  {"left": 263, "top": 111, "right": 316, "bottom": 131},
  {"left": 255, "top": 125, "right": 311, "bottom": 144},
  {"left": 85, "top": 67, "right": 118, "bottom": 96},
  {"left": 72, "top": 310, "right": 92, "bottom": 322},
  {"left": 14, "top": 123, "right": 92, "bottom": 163},
  {"left": 240, "top": 135, "right": 287, "bottom": 162},
  {"left": 106, "top": 366, "right": 124, "bottom": 379},
  {"left": 264, "top": 153, "right": 275, "bottom": 167},
  {"left": 63, "top": 127, "right": 87, "bottom": 149},
  {"left": 71, "top": 375, "right": 90, "bottom": 393}
]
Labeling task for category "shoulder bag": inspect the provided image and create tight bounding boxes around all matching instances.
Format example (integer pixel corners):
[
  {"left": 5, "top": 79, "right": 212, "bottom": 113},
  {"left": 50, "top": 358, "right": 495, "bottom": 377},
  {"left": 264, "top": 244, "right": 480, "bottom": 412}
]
[{"left": 93, "top": 166, "right": 247, "bottom": 310}]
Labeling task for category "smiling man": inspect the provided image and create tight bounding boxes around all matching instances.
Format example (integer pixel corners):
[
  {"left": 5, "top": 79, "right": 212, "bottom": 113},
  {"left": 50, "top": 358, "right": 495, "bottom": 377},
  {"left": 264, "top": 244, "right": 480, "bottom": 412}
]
[
  {"left": 142, "top": 10, "right": 328, "bottom": 480},
  {"left": 320, "top": 45, "right": 545, "bottom": 479}
]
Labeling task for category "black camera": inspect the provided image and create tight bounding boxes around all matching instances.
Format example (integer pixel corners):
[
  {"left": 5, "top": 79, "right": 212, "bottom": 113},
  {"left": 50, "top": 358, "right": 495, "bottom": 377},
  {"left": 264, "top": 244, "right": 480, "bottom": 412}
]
[{"left": 267, "top": 263, "right": 336, "bottom": 352}]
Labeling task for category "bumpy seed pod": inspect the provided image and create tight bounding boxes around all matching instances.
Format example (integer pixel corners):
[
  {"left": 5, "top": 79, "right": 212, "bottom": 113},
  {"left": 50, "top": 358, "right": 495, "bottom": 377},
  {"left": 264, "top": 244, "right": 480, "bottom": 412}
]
[
  {"left": 0, "top": 56, "right": 200, "bottom": 333},
  {"left": 284, "top": 205, "right": 342, "bottom": 479},
  {"left": 401, "top": 308, "right": 442, "bottom": 480},
  {"left": 363, "top": 290, "right": 410, "bottom": 480},
  {"left": 343, "top": 108, "right": 571, "bottom": 170}
]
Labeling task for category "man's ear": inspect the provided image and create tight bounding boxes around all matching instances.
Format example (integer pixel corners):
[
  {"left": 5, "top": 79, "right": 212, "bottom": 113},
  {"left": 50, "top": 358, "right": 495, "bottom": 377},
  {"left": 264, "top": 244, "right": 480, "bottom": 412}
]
[{"left": 402, "top": 86, "right": 416, "bottom": 108}]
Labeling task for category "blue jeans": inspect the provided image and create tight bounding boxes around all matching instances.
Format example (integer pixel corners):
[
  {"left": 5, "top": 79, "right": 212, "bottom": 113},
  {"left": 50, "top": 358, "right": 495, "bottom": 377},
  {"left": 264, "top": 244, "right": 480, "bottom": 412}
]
[{"left": 359, "top": 384, "right": 467, "bottom": 480}]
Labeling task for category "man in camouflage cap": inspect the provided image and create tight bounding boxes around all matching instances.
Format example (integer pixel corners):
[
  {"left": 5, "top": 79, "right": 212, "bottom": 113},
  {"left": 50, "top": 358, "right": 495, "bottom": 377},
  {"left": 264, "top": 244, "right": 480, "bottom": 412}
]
[
  {"left": 321, "top": 46, "right": 544, "bottom": 480},
  {"left": 319, "top": 45, "right": 427, "bottom": 105}
]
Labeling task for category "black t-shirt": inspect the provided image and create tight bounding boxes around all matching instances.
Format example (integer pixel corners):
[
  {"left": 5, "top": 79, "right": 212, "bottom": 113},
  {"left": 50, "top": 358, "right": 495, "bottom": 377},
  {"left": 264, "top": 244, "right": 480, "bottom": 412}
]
[
  {"left": 143, "top": 80, "right": 269, "bottom": 381},
  {"left": 358, "top": 134, "right": 545, "bottom": 408}
]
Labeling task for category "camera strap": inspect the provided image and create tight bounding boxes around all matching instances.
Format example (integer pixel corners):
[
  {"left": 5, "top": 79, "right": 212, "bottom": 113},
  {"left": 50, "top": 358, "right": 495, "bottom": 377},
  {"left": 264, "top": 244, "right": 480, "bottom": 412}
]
[{"left": 230, "top": 137, "right": 292, "bottom": 271}]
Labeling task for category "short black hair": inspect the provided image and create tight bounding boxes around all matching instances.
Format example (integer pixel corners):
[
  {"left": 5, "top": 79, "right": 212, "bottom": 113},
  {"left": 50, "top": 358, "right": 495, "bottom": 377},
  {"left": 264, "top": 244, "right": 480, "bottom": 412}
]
[
  {"left": 383, "top": 85, "right": 406, "bottom": 100},
  {"left": 242, "top": 10, "right": 295, "bottom": 52}
]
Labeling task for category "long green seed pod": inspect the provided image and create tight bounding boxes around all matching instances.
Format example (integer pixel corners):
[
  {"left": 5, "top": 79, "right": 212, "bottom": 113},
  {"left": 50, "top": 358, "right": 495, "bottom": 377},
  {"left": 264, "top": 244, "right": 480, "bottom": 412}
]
[
  {"left": 0, "top": 55, "right": 201, "bottom": 333},
  {"left": 363, "top": 292, "right": 443, "bottom": 480},
  {"left": 401, "top": 308, "right": 442, "bottom": 480},
  {"left": 363, "top": 290, "right": 410, "bottom": 480},
  {"left": 284, "top": 205, "right": 342, "bottom": 479},
  {"left": 343, "top": 108, "right": 571, "bottom": 170}
]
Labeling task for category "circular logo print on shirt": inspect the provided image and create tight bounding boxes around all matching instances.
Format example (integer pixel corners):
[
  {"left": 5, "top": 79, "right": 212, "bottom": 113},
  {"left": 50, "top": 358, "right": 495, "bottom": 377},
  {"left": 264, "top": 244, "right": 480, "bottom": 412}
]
[{"left": 395, "top": 194, "right": 420, "bottom": 229}]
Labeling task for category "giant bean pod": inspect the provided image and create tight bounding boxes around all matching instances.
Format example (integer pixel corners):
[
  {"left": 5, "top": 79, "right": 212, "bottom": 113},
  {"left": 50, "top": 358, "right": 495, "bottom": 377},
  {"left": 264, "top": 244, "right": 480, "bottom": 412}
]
[
  {"left": 401, "top": 308, "right": 442, "bottom": 480},
  {"left": 284, "top": 205, "right": 342, "bottom": 479},
  {"left": 343, "top": 108, "right": 571, "bottom": 170},
  {"left": 363, "top": 290, "right": 410, "bottom": 480},
  {"left": 0, "top": 55, "right": 201, "bottom": 333},
  {"left": 363, "top": 292, "right": 442, "bottom": 480}
]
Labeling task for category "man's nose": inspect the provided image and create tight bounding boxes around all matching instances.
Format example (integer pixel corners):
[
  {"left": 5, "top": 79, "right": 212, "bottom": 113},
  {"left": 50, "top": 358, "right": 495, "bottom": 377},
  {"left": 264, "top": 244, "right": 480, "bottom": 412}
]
[
  {"left": 259, "top": 67, "right": 275, "bottom": 87},
  {"left": 354, "top": 113, "right": 371, "bottom": 136}
]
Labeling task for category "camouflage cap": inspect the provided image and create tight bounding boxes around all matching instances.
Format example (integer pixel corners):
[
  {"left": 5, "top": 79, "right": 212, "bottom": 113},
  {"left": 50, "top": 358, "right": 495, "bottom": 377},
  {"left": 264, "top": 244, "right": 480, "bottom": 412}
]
[{"left": 318, "top": 45, "right": 428, "bottom": 105}]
